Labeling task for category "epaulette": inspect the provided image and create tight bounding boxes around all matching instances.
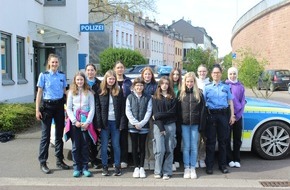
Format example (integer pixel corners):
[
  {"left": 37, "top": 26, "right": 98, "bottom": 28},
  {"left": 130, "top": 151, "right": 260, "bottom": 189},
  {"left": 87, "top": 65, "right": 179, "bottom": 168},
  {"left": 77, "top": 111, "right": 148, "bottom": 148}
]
[
  {"left": 58, "top": 71, "right": 65, "bottom": 74},
  {"left": 205, "top": 83, "right": 211, "bottom": 86},
  {"left": 43, "top": 71, "right": 49, "bottom": 74},
  {"left": 221, "top": 81, "right": 229, "bottom": 85}
]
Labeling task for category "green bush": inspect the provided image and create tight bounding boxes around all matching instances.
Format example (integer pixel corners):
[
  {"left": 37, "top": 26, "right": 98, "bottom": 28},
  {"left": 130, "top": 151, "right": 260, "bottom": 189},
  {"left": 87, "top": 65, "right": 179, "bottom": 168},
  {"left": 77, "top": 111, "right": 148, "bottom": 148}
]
[
  {"left": 99, "top": 48, "right": 146, "bottom": 74},
  {"left": 0, "top": 103, "right": 36, "bottom": 133}
]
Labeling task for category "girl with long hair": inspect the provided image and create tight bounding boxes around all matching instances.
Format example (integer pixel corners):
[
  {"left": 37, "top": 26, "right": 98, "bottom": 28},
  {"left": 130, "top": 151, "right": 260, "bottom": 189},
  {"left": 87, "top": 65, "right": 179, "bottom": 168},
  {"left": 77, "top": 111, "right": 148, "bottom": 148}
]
[
  {"left": 179, "top": 72, "right": 206, "bottom": 179},
  {"left": 95, "top": 70, "right": 124, "bottom": 176},
  {"left": 114, "top": 60, "right": 132, "bottom": 169},
  {"left": 169, "top": 68, "right": 182, "bottom": 171},
  {"left": 66, "top": 71, "right": 95, "bottom": 177},
  {"left": 152, "top": 76, "right": 177, "bottom": 180}
]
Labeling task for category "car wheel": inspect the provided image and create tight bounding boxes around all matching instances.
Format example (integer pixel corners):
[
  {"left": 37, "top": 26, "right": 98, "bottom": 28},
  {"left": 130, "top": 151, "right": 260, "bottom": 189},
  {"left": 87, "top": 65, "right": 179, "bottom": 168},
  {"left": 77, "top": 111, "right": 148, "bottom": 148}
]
[
  {"left": 253, "top": 121, "right": 290, "bottom": 160},
  {"left": 270, "top": 83, "right": 275, "bottom": 92}
]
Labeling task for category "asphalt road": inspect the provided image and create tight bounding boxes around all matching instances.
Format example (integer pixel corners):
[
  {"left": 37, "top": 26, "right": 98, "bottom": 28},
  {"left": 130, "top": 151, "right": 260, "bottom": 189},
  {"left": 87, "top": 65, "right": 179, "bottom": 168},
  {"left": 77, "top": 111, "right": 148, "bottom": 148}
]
[{"left": 0, "top": 89, "right": 290, "bottom": 189}]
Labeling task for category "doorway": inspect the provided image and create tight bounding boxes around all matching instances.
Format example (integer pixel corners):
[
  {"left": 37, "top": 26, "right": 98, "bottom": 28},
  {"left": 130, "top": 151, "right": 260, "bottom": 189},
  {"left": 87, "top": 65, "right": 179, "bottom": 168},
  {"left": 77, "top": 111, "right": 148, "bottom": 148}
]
[{"left": 33, "top": 42, "right": 67, "bottom": 99}]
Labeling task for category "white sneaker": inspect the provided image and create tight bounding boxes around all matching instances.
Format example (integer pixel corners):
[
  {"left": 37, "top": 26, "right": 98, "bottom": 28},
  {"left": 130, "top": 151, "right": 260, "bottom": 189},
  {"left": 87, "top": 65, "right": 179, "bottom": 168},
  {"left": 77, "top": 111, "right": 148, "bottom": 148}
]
[
  {"left": 172, "top": 164, "right": 176, "bottom": 171},
  {"left": 154, "top": 174, "right": 162, "bottom": 179},
  {"left": 195, "top": 161, "right": 199, "bottom": 168},
  {"left": 199, "top": 160, "right": 206, "bottom": 168},
  {"left": 163, "top": 175, "right": 170, "bottom": 180},
  {"left": 183, "top": 168, "right": 191, "bottom": 179},
  {"left": 133, "top": 167, "right": 140, "bottom": 178},
  {"left": 228, "top": 161, "right": 235, "bottom": 168},
  {"left": 139, "top": 167, "right": 146, "bottom": 178},
  {"left": 234, "top": 162, "right": 241, "bottom": 168},
  {"left": 175, "top": 162, "right": 180, "bottom": 168},
  {"left": 149, "top": 161, "right": 155, "bottom": 171},
  {"left": 190, "top": 168, "right": 197, "bottom": 179},
  {"left": 143, "top": 160, "right": 149, "bottom": 170},
  {"left": 121, "top": 162, "right": 128, "bottom": 169}
]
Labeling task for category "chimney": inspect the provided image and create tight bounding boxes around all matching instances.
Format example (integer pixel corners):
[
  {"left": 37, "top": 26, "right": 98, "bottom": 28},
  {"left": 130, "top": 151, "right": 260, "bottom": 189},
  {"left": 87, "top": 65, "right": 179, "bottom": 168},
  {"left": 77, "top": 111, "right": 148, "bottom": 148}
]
[
  {"left": 172, "top": 20, "right": 175, "bottom": 24},
  {"left": 187, "top": 20, "right": 191, "bottom": 24}
]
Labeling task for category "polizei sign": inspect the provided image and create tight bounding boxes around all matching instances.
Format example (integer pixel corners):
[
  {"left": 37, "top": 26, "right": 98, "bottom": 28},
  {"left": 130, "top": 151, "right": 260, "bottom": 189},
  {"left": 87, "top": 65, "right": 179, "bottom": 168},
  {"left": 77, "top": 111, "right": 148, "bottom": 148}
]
[{"left": 80, "top": 24, "right": 104, "bottom": 32}]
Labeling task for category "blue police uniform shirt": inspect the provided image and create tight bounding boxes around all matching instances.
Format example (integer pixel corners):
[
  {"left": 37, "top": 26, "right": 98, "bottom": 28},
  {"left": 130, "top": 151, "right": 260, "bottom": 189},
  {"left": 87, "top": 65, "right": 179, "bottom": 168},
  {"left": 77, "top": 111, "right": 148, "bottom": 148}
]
[
  {"left": 37, "top": 70, "right": 67, "bottom": 100},
  {"left": 204, "top": 81, "right": 233, "bottom": 109}
]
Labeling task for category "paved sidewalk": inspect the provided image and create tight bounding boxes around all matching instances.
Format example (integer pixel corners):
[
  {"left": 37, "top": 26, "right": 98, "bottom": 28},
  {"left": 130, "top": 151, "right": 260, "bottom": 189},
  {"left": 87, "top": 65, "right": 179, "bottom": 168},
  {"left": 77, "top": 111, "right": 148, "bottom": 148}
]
[{"left": 0, "top": 126, "right": 289, "bottom": 189}]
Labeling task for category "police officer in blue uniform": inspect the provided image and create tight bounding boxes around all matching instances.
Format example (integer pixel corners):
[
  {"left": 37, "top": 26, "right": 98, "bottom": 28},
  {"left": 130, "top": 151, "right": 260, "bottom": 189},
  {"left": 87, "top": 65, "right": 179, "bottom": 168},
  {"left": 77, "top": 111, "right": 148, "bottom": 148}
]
[
  {"left": 203, "top": 64, "right": 235, "bottom": 174},
  {"left": 35, "top": 54, "right": 70, "bottom": 174}
]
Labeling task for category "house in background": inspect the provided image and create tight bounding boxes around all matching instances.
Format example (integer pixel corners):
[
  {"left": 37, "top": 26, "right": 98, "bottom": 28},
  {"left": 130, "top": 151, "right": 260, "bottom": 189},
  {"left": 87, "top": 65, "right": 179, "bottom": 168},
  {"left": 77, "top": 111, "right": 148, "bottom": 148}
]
[{"left": 0, "top": 0, "right": 89, "bottom": 103}]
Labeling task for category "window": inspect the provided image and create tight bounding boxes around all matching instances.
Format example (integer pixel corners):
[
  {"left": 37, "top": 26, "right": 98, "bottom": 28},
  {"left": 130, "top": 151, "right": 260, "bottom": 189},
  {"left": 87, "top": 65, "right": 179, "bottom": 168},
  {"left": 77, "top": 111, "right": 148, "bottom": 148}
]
[
  {"left": 1, "top": 32, "right": 14, "bottom": 85},
  {"left": 121, "top": 32, "right": 124, "bottom": 45},
  {"left": 17, "top": 37, "right": 27, "bottom": 84},
  {"left": 142, "top": 36, "right": 145, "bottom": 49},
  {"left": 126, "top": 33, "right": 128, "bottom": 45},
  {"left": 44, "top": 0, "right": 65, "bottom": 6},
  {"left": 116, "top": 30, "right": 119, "bottom": 44}
]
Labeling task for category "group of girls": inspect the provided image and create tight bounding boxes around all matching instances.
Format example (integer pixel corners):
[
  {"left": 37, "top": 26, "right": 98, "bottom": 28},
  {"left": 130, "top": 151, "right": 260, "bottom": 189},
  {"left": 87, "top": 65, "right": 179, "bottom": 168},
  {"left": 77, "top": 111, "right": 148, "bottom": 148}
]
[{"left": 65, "top": 61, "right": 245, "bottom": 180}]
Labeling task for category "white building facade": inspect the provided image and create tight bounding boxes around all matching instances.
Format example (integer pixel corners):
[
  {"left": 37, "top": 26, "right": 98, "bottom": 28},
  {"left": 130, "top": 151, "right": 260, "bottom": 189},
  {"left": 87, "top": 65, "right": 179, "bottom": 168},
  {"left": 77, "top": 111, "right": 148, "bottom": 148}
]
[{"left": 0, "top": 0, "right": 89, "bottom": 102}]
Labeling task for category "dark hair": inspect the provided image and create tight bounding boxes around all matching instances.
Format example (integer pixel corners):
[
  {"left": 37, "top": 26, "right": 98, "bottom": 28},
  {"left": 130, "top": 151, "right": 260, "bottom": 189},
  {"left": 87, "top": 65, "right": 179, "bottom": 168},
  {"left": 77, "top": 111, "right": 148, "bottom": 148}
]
[
  {"left": 132, "top": 77, "right": 145, "bottom": 86},
  {"left": 154, "top": 76, "right": 175, "bottom": 100},
  {"left": 212, "top": 64, "right": 222, "bottom": 73},
  {"left": 85, "top": 63, "right": 97, "bottom": 71}
]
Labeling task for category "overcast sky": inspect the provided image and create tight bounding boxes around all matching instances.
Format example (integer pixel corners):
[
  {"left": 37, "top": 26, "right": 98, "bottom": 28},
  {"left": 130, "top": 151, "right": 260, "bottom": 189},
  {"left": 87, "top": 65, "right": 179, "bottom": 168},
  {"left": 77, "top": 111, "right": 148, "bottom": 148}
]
[{"left": 150, "top": 0, "right": 262, "bottom": 57}]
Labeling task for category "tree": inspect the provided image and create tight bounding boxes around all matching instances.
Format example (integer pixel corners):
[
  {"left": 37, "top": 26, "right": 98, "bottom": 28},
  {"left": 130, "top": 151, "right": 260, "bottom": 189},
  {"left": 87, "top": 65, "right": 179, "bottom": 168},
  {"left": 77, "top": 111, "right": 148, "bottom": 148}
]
[
  {"left": 99, "top": 48, "right": 146, "bottom": 74},
  {"left": 236, "top": 48, "right": 271, "bottom": 99},
  {"left": 183, "top": 47, "right": 216, "bottom": 75},
  {"left": 221, "top": 52, "right": 233, "bottom": 80},
  {"left": 89, "top": 0, "right": 157, "bottom": 23}
]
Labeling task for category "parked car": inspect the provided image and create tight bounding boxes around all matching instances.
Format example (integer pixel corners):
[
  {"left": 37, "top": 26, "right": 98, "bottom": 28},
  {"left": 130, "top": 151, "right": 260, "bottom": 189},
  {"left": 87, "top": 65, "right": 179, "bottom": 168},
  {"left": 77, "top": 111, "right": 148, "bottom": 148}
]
[
  {"left": 124, "top": 64, "right": 157, "bottom": 79},
  {"left": 288, "top": 83, "right": 290, "bottom": 94},
  {"left": 51, "top": 97, "right": 290, "bottom": 160},
  {"left": 157, "top": 65, "right": 173, "bottom": 77},
  {"left": 258, "top": 69, "right": 290, "bottom": 92}
]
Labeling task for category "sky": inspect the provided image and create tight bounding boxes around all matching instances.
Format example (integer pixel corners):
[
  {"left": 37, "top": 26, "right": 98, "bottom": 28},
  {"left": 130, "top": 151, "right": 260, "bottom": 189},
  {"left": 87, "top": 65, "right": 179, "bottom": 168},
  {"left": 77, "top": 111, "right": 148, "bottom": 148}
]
[{"left": 151, "top": 0, "right": 262, "bottom": 57}]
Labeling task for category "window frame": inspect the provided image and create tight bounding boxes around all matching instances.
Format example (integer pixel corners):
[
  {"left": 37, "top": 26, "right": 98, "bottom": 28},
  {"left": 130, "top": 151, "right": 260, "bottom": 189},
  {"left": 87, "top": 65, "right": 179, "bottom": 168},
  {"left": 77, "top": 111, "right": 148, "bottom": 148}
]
[
  {"left": 16, "top": 36, "right": 27, "bottom": 84},
  {"left": 1, "top": 32, "right": 15, "bottom": 86},
  {"left": 44, "top": 0, "right": 66, "bottom": 6}
]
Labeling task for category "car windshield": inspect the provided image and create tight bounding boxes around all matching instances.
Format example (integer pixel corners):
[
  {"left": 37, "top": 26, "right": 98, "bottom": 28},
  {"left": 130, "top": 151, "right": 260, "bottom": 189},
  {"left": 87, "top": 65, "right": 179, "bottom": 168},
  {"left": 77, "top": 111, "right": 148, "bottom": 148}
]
[{"left": 276, "top": 70, "right": 290, "bottom": 76}]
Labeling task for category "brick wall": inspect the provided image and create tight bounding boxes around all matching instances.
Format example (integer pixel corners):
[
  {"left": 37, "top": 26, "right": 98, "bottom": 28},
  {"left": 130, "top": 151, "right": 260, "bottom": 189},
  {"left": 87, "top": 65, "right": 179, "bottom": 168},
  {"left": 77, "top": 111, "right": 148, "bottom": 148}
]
[{"left": 232, "top": 3, "right": 290, "bottom": 70}]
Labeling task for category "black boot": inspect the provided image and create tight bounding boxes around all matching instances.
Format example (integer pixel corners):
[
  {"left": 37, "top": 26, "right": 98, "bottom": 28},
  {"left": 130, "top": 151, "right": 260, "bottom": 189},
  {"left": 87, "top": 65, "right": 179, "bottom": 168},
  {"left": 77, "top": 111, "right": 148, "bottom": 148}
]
[
  {"left": 56, "top": 159, "right": 70, "bottom": 170},
  {"left": 40, "top": 163, "right": 50, "bottom": 174}
]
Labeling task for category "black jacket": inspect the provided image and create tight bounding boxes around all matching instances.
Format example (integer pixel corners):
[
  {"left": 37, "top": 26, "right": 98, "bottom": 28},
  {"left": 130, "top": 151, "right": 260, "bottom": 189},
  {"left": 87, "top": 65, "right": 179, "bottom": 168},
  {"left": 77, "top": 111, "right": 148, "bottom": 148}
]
[
  {"left": 91, "top": 77, "right": 101, "bottom": 130},
  {"left": 95, "top": 88, "right": 125, "bottom": 130},
  {"left": 152, "top": 96, "right": 177, "bottom": 132},
  {"left": 178, "top": 88, "right": 206, "bottom": 132}
]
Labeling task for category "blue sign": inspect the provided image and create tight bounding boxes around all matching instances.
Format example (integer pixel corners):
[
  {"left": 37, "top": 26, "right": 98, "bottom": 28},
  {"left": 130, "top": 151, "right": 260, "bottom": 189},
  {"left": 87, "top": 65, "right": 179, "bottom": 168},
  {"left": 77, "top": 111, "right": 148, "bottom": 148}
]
[
  {"left": 80, "top": 24, "right": 104, "bottom": 32},
  {"left": 232, "top": 52, "right": 237, "bottom": 59}
]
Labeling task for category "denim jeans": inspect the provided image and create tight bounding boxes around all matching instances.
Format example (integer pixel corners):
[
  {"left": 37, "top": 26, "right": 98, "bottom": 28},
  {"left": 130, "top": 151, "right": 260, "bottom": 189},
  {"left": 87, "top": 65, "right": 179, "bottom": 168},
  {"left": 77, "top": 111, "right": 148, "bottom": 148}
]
[
  {"left": 71, "top": 125, "right": 90, "bottom": 171},
  {"left": 153, "top": 122, "right": 176, "bottom": 176},
  {"left": 182, "top": 124, "right": 199, "bottom": 168},
  {"left": 101, "top": 120, "right": 121, "bottom": 167}
]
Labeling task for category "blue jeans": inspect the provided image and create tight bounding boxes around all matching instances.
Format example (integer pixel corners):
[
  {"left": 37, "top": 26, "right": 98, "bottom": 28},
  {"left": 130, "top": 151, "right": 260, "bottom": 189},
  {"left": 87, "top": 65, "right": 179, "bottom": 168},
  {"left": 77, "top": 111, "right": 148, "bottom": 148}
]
[
  {"left": 153, "top": 122, "right": 176, "bottom": 176},
  {"left": 182, "top": 124, "right": 199, "bottom": 168},
  {"left": 101, "top": 120, "right": 120, "bottom": 167}
]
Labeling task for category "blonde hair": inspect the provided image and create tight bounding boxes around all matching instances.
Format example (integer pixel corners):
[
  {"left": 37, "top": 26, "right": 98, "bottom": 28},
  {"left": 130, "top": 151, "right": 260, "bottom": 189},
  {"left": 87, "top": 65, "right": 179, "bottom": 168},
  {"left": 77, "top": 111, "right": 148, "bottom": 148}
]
[
  {"left": 100, "top": 70, "right": 119, "bottom": 96},
  {"left": 153, "top": 76, "right": 175, "bottom": 100},
  {"left": 69, "top": 71, "right": 90, "bottom": 96},
  {"left": 179, "top": 72, "right": 200, "bottom": 102},
  {"left": 46, "top": 54, "right": 59, "bottom": 70}
]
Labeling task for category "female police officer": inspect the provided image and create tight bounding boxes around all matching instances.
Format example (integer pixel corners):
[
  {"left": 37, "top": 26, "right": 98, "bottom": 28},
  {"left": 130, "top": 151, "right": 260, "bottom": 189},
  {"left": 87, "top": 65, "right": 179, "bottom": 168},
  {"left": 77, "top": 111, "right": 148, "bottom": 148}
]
[
  {"left": 35, "top": 53, "right": 70, "bottom": 174},
  {"left": 203, "top": 64, "right": 235, "bottom": 175}
]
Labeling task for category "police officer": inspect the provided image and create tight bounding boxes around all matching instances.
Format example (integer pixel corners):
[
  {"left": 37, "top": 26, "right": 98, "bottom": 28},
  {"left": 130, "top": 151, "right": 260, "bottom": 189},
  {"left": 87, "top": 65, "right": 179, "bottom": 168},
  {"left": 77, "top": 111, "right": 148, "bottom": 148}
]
[
  {"left": 203, "top": 64, "right": 235, "bottom": 175},
  {"left": 35, "top": 53, "right": 70, "bottom": 174}
]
